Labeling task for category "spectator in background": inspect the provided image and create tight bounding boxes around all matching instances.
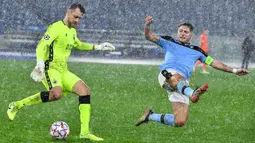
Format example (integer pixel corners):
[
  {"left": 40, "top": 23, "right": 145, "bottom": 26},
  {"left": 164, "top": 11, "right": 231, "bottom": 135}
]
[
  {"left": 241, "top": 33, "right": 255, "bottom": 69},
  {"left": 196, "top": 29, "right": 210, "bottom": 74}
]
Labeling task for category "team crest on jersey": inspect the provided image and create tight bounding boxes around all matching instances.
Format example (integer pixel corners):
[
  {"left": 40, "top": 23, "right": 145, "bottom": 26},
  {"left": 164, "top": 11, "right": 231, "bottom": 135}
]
[
  {"left": 44, "top": 34, "right": 50, "bottom": 40},
  {"left": 53, "top": 79, "right": 57, "bottom": 84}
]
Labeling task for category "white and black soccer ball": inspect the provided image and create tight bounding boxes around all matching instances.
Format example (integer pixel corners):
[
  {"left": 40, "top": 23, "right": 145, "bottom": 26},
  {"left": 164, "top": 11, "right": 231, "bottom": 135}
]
[{"left": 50, "top": 121, "right": 70, "bottom": 140}]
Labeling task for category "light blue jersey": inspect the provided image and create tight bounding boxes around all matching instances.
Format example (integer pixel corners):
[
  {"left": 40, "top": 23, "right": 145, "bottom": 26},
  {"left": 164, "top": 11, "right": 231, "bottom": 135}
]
[{"left": 157, "top": 37, "right": 212, "bottom": 80}]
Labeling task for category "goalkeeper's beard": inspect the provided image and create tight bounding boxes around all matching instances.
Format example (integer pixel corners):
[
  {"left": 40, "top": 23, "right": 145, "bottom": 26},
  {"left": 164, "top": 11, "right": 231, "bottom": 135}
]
[{"left": 67, "top": 20, "right": 76, "bottom": 28}]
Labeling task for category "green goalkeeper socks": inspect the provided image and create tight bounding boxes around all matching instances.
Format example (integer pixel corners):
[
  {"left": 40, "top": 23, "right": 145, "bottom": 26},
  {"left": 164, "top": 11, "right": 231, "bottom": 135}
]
[
  {"left": 79, "top": 104, "right": 91, "bottom": 135},
  {"left": 15, "top": 92, "right": 42, "bottom": 109}
]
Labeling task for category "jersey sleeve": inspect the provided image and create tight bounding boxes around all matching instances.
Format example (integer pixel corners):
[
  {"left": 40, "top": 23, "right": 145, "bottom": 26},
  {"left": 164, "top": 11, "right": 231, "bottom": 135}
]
[
  {"left": 36, "top": 24, "right": 58, "bottom": 61},
  {"left": 156, "top": 37, "right": 170, "bottom": 50},
  {"left": 199, "top": 54, "right": 214, "bottom": 65},
  {"left": 74, "top": 37, "right": 93, "bottom": 51}
]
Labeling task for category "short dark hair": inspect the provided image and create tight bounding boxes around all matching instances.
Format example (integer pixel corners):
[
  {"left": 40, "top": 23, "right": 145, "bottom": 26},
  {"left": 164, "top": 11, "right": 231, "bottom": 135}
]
[
  {"left": 69, "top": 3, "right": 85, "bottom": 14},
  {"left": 178, "top": 22, "right": 194, "bottom": 32}
]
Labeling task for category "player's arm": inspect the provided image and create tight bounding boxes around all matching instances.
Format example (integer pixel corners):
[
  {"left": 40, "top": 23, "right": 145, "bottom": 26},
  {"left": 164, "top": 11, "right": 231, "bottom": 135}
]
[
  {"left": 31, "top": 24, "right": 58, "bottom": 82},
  {"left": 74, "top": 38, "right": 94, "bottom": 51},
  {"left": 36, "top": 24, "right": 58, "bottom": 62},
  {"left": 203, "top": 56, "right": 249, "bottom": 76},
  {"left": 210, "top": 60, "right": 238, "bottom": 73},
  {"left": 74, "top": 37, "right": 115, "bottom": 51},
  {"left": 144, "top": 16, "right": 160, "bottom": 43}
]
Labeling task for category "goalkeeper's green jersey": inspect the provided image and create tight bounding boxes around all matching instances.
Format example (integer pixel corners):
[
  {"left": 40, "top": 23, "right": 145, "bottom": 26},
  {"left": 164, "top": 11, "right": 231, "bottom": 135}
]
[{"left": 36, "top": 21, "right": 93, "bottom": 72}]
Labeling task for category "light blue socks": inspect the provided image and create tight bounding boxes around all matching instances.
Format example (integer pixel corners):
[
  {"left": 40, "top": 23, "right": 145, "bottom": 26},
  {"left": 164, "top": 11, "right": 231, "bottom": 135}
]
[
  {"left": 177, "top": 80, "right": 194, "bottom": 97},
  {"left": 151, "top": 113, "right": 175, "bottom": 126}
]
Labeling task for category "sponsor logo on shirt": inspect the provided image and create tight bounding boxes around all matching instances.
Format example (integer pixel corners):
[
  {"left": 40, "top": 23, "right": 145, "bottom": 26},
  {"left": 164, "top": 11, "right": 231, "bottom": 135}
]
[{"left": 66, "top": 44, "right": 73, "bottom": 50}]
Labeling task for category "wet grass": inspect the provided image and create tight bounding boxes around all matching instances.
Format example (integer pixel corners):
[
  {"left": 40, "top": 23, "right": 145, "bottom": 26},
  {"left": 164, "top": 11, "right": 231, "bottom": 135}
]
[{"left": 0, "top": 59, "right": 254, "bottom": 143}]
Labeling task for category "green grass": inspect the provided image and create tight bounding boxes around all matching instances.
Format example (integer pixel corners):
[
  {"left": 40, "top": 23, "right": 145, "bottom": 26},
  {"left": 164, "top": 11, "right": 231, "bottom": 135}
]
[{"left": 0, "top": 59, "right": 254, "bottom": 143}]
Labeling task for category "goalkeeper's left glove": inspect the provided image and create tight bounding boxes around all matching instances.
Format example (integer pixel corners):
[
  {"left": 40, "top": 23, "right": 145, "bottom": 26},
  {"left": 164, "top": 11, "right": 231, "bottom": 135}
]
[
  {"left": 30, "top": 60, "right": 45, "bottom": 82},
  {"left": 94, "top": 42, "right": 115, "bottom": 51}
]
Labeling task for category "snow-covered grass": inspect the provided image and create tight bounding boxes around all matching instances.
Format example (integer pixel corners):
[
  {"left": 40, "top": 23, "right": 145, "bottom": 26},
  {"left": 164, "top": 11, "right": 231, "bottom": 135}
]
[{"left": 0, "top": 59, "right": 254, "bottom": 143}]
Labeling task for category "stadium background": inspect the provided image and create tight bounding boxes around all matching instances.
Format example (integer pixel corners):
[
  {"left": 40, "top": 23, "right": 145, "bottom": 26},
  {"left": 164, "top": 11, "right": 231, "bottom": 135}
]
[
  {"left": 0, "top": 0, "right": 255, "bottom": 64},
  {"left": 0, "top": 1, "right": 255, "bottom": 142}
]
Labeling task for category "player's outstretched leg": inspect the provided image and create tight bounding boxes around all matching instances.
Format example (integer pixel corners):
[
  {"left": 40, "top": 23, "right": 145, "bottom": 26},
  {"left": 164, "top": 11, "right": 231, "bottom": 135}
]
[
  {"left": 7, "top": 92, "right": 45, "bottom": 120},
  {"left": 190, "top": 83, "right": 208, "bottom": 103},
  {"left": 135, "top": 109, "right": 153, "bottom": 126}
]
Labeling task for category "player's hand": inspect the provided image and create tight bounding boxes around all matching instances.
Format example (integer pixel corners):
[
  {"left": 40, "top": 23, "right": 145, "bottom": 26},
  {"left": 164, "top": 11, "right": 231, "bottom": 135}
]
[
  {"left": 30, "top": 60, "right": 45, "bottom": 82},
  {"left": 233, "top": 68, "right": 249, "bottom": 76},
  {"left": 145, "top": 16, "right": 153, "bottom": 25},
  {"left": 94, "top": 42, "right": 115, "bottom": 51}
]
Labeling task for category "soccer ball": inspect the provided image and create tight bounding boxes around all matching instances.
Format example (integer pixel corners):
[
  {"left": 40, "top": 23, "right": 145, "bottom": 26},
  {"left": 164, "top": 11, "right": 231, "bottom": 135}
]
[{"left": 50, "top": 121, "right": 70, "bottom": 140}]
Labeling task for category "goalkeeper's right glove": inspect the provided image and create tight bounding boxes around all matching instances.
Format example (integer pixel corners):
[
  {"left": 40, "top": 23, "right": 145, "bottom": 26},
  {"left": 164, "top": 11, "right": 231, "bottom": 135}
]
[{"left": 30, "top": 60, "right": 45, "bottom": 82}]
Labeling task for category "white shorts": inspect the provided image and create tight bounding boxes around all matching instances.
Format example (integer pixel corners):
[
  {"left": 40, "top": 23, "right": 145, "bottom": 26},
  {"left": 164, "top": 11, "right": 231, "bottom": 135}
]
[{"left": 158, "top": 69, "right": 190, "bottom": 105}]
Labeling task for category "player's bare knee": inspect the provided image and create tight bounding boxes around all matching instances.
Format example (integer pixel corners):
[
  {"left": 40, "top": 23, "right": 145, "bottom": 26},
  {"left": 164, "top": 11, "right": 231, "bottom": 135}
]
[
  {"left": 52, "top": 92, "right": 62, "bottom": 100},
  {"left": 49, "top": 88, "right": 62, "bottom": 101},
  {"left": 80, "top": 86, "right": 90, "bottom": 95},
  {"left": 174, "top": 120, "right": 186, "bottom": 127},
  {"left": 73, "top": 80, "right": 90, "bottom": 96},
  {"left": 75, "top": 86, "right": 90, "bottom": 96},
  {"left": 174, "top": 115, "right": 188, "bottom": 127}
]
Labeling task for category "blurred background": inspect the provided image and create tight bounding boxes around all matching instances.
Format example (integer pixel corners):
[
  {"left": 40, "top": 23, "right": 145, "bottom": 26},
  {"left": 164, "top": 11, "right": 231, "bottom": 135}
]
[{"left": 0, "top": 0, "right": 255, "bottom": 65}]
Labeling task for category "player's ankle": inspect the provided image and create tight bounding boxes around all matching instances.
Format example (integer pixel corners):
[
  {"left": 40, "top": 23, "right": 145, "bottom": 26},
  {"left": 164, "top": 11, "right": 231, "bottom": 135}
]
[
  {"left": 80, "top": 132, "right": 90, "bottom": 136},
  {"left": 15, "top": 102, "right": 23, "bottom": 109}
]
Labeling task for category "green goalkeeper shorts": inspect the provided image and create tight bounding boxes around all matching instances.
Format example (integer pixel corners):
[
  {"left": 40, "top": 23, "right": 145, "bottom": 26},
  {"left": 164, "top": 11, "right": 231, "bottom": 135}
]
[{"left": 42, "top": 68, "right": 81, "bottom": 96}]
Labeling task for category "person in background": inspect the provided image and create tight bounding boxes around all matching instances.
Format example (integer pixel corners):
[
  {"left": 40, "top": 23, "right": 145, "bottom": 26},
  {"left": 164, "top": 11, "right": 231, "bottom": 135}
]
[
  {"left": 196, "top": 29, "right": 210, "bottom": 74},
  {"left": 241, "top": 33, "right": 255, "bottom": 69}
]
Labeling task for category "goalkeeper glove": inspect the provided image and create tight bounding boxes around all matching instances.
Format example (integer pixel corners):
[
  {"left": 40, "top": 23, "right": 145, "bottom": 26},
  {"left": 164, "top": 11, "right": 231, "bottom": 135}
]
[
  {"left": 94, "top": 42, "right": 115, "bottom": 51},
  {"left": 30, "top": 60, "right": 45, "bottom": 82}
]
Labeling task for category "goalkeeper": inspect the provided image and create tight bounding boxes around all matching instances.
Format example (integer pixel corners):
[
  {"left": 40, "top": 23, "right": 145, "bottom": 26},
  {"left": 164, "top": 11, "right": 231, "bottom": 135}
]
[{"left": 7, "top": 3, "right": 114, "bottom": 141}]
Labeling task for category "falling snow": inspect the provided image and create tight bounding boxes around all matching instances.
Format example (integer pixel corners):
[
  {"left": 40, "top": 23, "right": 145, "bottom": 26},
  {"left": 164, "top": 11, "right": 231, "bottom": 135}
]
[{"left": 0, "top": 0, "right": 255, "bottom": 65}]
